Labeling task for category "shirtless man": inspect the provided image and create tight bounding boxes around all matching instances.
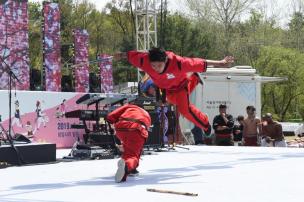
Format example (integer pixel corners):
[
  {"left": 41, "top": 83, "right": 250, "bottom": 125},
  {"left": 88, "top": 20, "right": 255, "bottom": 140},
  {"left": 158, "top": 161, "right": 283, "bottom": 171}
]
[
  {"left": 242, "top": 106, "right": 262, "bottom": 146},
  {"left": 260, "top": 113, "right": 287, "bottom": 147}
]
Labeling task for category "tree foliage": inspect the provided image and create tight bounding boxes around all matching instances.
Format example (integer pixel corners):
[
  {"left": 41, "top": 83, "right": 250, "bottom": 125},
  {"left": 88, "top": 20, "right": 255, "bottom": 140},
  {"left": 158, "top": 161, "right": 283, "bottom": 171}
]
[{"left": 256, "top": 46, "right": 304, "bottom": 121}]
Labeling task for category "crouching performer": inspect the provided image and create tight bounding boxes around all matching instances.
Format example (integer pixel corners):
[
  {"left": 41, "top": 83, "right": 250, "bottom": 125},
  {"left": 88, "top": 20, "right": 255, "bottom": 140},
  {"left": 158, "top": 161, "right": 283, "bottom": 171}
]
[{"left": 106, "top": 104, "right": 151, "bottom": 183}]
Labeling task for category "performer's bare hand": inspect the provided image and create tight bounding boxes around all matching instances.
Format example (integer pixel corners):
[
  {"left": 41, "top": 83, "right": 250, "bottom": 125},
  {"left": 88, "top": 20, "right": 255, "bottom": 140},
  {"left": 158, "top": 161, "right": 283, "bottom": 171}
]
[
  {"left": 206, "top": 56, "right": 234, "bottom": 68},
  {"left": 113, "top": 52, "right": 127, "bottom": 60},
  {"left": 221, "top": 56, "right": 234, "bottom": 67}
]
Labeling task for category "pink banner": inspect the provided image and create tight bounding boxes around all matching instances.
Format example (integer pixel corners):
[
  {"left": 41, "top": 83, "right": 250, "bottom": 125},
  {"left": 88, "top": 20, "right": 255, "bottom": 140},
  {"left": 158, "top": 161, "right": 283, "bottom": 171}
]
[
  {"left": 42, "top": 2, "right": 61, "bottom": 91},
  {"left": 0, "top": 0, "right": 30, "bottom": 90},
  {"left": 0, "top": 92, "right": 87, "bottom": 148},
  {"left": 99, "top": 54, "right": 113, "bottom": 93},
  {"left": 73, "top": 29, "right": 89, "bottom": 93},
  {"left": 0, "top": 90, "right": 129, "bottom": 148}
]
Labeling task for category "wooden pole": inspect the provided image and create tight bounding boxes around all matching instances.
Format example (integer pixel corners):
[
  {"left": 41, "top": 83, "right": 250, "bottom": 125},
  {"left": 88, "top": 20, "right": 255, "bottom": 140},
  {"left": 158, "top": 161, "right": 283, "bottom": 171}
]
[{"left": 147, "top": 188, "right": 198, "bottom": 197}]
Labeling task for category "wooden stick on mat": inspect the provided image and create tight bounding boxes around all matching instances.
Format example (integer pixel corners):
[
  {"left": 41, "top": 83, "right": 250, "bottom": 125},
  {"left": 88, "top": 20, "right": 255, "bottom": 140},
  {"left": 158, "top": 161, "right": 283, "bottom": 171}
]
[{"left": 147, "top": 188, "right": 198, "bottom": 197}]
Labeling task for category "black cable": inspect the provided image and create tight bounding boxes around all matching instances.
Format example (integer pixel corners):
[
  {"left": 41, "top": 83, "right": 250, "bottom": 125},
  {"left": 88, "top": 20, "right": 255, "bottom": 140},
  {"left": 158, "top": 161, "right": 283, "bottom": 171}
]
[
  {"left": 106, "top": 121, "right": 120, "bottom": 155},
  {"left": 8, "top": 71, "right": 24, "bottom": 165}
]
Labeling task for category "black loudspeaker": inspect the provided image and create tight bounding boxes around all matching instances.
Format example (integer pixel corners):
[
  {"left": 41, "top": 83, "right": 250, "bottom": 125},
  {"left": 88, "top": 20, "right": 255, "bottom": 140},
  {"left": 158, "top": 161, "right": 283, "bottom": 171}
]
[
  {"left": 0, "top": 143, "right": 56, "bottom": 165},
  {"left": 14, "top": 134, "right": 31, "bottom": 143},
  {"left": 86, "top": 132, "right": 118, "bottom": 148},
  {"left": 145, "top": 112, "right": 161, "bottom": 147},
  {"left": 145, "top": 108, "right": 176, "bottom": 147},
  {"left": 131, "top": 97, "right": 176, "bottom": 148}
]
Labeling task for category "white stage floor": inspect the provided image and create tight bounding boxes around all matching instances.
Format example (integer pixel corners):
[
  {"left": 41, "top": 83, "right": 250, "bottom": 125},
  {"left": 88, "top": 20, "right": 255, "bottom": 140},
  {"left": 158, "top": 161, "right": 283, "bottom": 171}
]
[{"left": 1, "top": 145, "right": 304, "bottom": 202}]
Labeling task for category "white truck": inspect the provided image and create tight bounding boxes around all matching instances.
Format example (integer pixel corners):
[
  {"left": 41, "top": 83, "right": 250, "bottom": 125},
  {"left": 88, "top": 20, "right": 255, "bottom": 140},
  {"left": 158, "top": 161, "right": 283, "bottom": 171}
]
[{"left": 179, "top": 66, "right": 286, "bottom": 133}]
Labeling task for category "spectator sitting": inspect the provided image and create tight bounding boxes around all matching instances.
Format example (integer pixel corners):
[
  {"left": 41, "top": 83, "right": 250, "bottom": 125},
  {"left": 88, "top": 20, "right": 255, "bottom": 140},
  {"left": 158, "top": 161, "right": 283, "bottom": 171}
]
[{"left": 260, "top": 113, "right": 287, "bottom": 147}]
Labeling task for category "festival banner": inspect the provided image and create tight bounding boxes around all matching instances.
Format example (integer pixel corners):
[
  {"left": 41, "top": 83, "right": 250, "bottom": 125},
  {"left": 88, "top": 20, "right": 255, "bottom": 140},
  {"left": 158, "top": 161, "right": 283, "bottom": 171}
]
[
  {"left": 0, "top": 0, "right": 30, "bottom": 90},
  {"left": 98, "top": 54, "right": 113, "bottom": 93},
  {"left": 0, "top": 90, "right": 129, "bottom": 148},
  {"left": 73, "top": 29, "right": 89, "bottom": 93},
  {"left": 42, "top": 1, "right": 61, "bottom": 91},
  {"left": 0, "top": 90, "right": 83, "bottom": 148}
]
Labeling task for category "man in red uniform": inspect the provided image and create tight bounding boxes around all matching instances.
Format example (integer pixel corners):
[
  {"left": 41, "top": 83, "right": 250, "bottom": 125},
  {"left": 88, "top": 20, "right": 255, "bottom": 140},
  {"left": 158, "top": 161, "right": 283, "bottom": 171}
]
[
  {"left": 124, "top": 47, "right": 234, "bottom": 135},
  {"left": 106, "top": 104, "right": 151, "bottom": 183}
]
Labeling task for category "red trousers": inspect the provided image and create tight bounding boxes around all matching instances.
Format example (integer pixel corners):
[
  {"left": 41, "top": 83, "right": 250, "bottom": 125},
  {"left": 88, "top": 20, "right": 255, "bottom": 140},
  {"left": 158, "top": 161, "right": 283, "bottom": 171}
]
[
  {"left": 167, "top": 74, "right": 209, "bottom": 131},
  {"left": 116, "top": 130, "right": 146, "bottom": 171},
  {"left": 244, "top": 136, "right": 258, "bottom": 146}
]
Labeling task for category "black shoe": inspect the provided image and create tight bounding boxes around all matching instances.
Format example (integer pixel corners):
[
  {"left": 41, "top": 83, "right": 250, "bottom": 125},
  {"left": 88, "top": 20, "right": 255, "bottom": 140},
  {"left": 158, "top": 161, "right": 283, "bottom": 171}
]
[
  {"left": 0, "top": 162, "right": 9, "bottom": 169},
  {"left": 195, "top": 140, "right": 204, "bottom": 145},
  {"left": 203, "top": 124, "right": 211, "bottom": 136},
  {"left": 129, "top": 169, "right": 139, "bottom": 177}
]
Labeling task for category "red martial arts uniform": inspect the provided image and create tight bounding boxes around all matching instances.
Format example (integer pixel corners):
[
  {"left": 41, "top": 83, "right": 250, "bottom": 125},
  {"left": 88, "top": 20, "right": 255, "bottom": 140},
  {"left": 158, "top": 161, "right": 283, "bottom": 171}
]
[
  {"left": 107, "top": 104, "right": 151, "bottom": 174},
  {"left": 128, "top": 51, "right": 210, "bottom": 131}
]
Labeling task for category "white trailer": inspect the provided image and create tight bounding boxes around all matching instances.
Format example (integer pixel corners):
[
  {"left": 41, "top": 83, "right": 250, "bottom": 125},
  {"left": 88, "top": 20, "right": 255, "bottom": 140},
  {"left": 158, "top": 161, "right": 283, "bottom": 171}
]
[{"left": 179, "top": 66, "right": 286, "bottom": 133}]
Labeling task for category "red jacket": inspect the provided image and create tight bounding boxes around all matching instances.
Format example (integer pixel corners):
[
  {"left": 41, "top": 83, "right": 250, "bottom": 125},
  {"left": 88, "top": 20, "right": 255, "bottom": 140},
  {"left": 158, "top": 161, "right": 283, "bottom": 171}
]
[
  {"left": 128, "top": 51, "right": 207, "bottom": 90},
  {"left": 106, "top": 104, "right": 151, "bottom": 138}
]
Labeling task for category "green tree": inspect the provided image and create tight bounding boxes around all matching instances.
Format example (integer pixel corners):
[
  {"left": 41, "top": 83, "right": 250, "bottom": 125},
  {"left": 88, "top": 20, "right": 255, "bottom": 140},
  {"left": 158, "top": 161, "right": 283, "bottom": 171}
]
[
  {"left": 103, "top": 0, "right": 137, "bottom": 84},
  {"left": 72, "top": 0, "right": 95, "bottom": 29},
  {"left": 287, "top": 12, "right": 304, "bottom": 50},
  {"left": 58, "top": 0, "right": 74, "bottom": 43},
  {"left": 160, "top": 13, "right": 215, "bottom": 59},
  {"left": 105, "top": 0, "right": 135, "bottom": 51},
  {"left": 232, "top": 9, "right": 284, "bottom": 66},
  {"left": 28, "top": 2, "right": 42, "bottom": 70},
  {"left": 186, "top": 0, "right": 256, "bottom": 54},
  {"left": 164, "top": 13, "right": 191, "bottom": 55},
  {"left": 256, "top": 46, "right": 304, "bottom": 121}
]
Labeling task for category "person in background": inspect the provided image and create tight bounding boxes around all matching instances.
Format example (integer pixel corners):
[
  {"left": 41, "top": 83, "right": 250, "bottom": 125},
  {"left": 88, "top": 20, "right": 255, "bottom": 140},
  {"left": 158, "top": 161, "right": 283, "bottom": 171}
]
[
  {"left": 233, "top": 115, "right": 244, "bottom": 145},
  {"left": 139, "top": 74, "right": 156, "bottom": 97},
  {"left": 242, "top": 106, "right": 261, "bottom": 146},
  {"left": 191, "top": 125, "right": 204, "bottom": 145},
  {"left": 260, "top": 113, "right": 287, "bottom": 147},
  {"left": 213, "top": 104, "right": 234, "bottom": 146},
  {"left": 106, "top": 103, "right": 151, "bottom": 183}
]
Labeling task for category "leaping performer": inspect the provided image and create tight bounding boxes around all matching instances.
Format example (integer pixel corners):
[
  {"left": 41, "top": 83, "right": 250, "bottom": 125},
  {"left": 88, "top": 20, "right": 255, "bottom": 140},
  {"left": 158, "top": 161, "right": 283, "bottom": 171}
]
[{"left": 115, "top": 47, "right": 234, "bottom": 136}]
